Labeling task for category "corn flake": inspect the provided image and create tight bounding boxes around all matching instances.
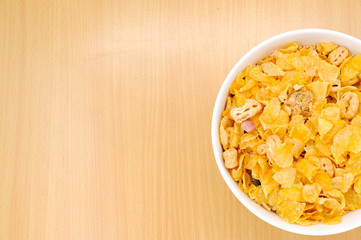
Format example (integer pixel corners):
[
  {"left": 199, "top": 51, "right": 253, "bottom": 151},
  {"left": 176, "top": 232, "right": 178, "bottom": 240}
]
[
  {"left": 332, "top": 173, "right": 354, "bottom": 193},
  {"left": 272, "top": 167, "right": 296, "bottom": 188},
  {"left": 277, "top": 201, "right": 306, "bottom": 223},
  {"left": 302, "top": 183, "right": 322, "bottom": 203},
  {"left": 296, "top": 156, "right": 320, "bottom": 181},
  {"left": 307, "top": 81, "right": 330, "bottom": 102},
  {"left": 317, "top": 42, "right": 338, "bottom": 55},
  {"left": 344, "top": 190, "right": 361, "bottom": 210},
  {"left": 331, "top": 125, "right": 361, "bottom": 164},
  {"left": 261, "top": 62, "right": 285, "bottom": 76},
  {"left": 354, "top": 177, "right": 361, "bottom": 194},
  {"left": 278, "top": 185, "right": 303, "bottom": 203},
  {"left": 289, "top": 124, "right": 310, "bottom": 144},
  {"left": 318, "top": 61, "right": 340, "bottom": 82},
  {"left": 273, "top": 142, "right": 294, "bottom": 168},
  {"left": 341, "top": 54, "right": 361, "bottom": 82}
]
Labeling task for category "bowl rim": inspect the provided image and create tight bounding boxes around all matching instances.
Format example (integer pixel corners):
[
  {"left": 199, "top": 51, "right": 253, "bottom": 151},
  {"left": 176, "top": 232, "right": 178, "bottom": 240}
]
[{"left": 211, "top": 28, "right": 361, "bottom": 236}]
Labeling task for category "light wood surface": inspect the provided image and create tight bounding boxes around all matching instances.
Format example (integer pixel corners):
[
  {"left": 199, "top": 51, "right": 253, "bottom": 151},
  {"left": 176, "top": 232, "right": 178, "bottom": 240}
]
[{"left": 1, "top": 0, "right": 361, "bottom": 239}]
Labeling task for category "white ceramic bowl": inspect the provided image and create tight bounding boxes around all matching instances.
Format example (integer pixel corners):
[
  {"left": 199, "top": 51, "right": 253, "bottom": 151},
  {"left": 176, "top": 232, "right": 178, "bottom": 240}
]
[{"left": 211, "top": 29, "right": 361, "bottom": 235}]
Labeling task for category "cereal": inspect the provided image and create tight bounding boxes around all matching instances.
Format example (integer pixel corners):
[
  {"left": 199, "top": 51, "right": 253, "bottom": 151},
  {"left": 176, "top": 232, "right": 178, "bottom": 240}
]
[
  {"left": 220, "top": 42, "right": 361, "bottom": 225},
  {"left": 249, "top": 66, "right": 276, "bottom": 86},
  {"left": 314, "top": 171, "right": 332, "bottom": 190},
  {"left": 230, "top": 99, "right": 262, "bottom": 123},
  {"left": 318, "top": 118, "right": 333, "bottom": 136},
  {"left": 259, "top": 98, "right": 289, "bottom": 138},
  {"left": 307, "top": 81, "right": 330, "bottom": 102},
  {"left": 223, "top": 148, "right": 238, "bottom": 169},
  {"left": 289, "top": 124, "right": 310, "bottom": 144},
  {"left": 261, "top": 62, "right": 285, "bottom": 76},
  {"left": 344, "top": 190, "right": 361, "bottom": 210},
  {"left": 272, "top": 168, "right": 296, "bottom": 188},
  {"left": 229, "top": 124, "right": 241, "bottom": 148},
  {"left": 220, "top": 116, "right": 233, "bottom": 150},
  {"left": 342, "top": 77, "right": 359, "bottom": 86},
  {"left": 332, "top": 173, "right": 354, "bottom": 193},
  {"left": 331, "top": 125, "right": 361, "bottom": 164},
  {"left": 261, "top": 172, "right": 279, "bottom": 197},
  {"left": 277, "top": 201, "right": 306, "bottom": 223},
  {"left": 339, "top": 92, "right": 359, "bottom": 119},
  {"left": 273, "top": 142, "right": 294, "bottom": 168},
  {"left": 320, "top": 157, "right": 334, "bottom": 177},
  {"left": 317, "top": 42, "right": 338, "bottom": 55},
  {"left": 302, "top": 183, "right": 322, "bottom": 203},
  {"left": 285, "top": 88, "right": 313, "bottom": 117},
  {"left": 328, "top": 47, "right": 349, "bottom": 66},
  {"left": 341, "top": 54, "right": 361, "bottom": 82},
  {"left": 265, "top": 135, "right": 282, "bottom": 162},
  {"left": 295, "top": 156, "right": 320, "bottom": 181},
  {"left": 279, "top": 42, "right": 298, "bottom": 53},
  {"left": 231, "top": 155, "right": 245, "bottom": 181},
  {"left": 220, "top": 123, "right": 229, "bottom": 149},
  {"left": 330, "top": 79, "right": 341, "bottom": 92},
  {"left": 318, "top": 61, "right": 340, "bottom": 82},
  {"left": 257, "top": 144, "right": 267, "bottom": 155},
  {"left": 241, "top": 120, "right": 255, "bottom": 132},
  {"left": 354, "top": 178, "right": 361, "bottom": 194}
]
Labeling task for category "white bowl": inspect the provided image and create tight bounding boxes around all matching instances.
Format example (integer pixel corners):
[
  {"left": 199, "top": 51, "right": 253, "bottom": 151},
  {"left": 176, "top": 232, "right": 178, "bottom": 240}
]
[{"left": 211, "top": 29, "right": 361, "bottom": 235}]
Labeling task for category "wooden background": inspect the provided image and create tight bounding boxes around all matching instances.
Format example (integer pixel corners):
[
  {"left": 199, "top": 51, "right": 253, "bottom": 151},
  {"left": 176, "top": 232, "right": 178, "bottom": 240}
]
[{"left": 1, "top": 0, "right": 361, "bottom": 239}]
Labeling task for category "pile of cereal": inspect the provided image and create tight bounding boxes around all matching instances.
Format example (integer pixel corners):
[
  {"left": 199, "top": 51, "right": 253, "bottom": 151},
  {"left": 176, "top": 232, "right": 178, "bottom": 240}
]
[{"left": 220, "top": 42, "right": 361, "bottom": 225}]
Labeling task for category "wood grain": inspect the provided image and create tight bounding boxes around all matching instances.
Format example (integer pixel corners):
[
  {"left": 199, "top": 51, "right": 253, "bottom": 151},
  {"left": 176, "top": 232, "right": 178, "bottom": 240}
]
[{"left": 1, "top": 0, "right": 361, "bottom": 239}]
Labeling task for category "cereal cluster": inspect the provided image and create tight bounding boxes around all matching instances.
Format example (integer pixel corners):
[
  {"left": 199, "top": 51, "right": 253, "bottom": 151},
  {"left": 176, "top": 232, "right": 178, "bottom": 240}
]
[{"left": 220, "top": 42, "right": 361, "bottom": 225}]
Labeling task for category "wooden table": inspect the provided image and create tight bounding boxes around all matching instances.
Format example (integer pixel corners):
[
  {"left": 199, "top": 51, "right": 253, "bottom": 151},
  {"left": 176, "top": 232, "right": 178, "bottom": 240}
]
[{"left": 1, "top": 0, "right": 361, "bottom": 239}]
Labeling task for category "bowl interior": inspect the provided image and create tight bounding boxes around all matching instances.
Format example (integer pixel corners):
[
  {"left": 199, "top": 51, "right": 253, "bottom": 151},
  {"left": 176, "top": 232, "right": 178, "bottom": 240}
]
[{"left": 212, "top": 29, "right": 361, "bottom": 236}]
